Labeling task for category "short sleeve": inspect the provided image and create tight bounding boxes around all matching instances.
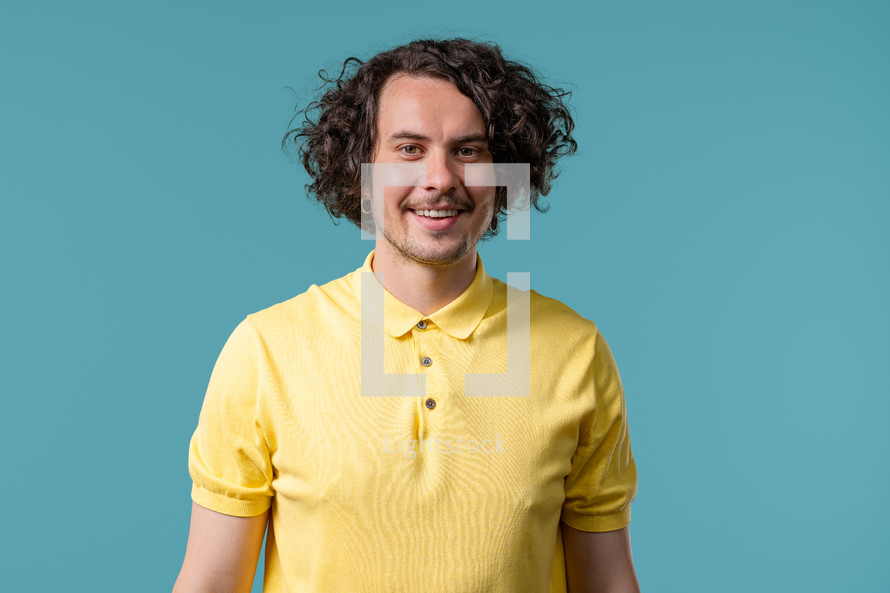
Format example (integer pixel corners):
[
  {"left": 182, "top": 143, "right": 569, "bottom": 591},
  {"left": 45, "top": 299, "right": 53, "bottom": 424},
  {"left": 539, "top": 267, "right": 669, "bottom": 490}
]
[
  {"left": 561, "top": 328, "right": 637, "bottom": 532},
  {"left": 187, "top": 317, "right": 274, "bottom": 517}
]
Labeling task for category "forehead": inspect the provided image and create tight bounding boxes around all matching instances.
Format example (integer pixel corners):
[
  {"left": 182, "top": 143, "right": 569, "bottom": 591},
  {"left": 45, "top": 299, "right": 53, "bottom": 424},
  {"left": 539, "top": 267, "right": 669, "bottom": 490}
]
[{"left": 375, "top": 74, "right": 485, "bottom": 137}]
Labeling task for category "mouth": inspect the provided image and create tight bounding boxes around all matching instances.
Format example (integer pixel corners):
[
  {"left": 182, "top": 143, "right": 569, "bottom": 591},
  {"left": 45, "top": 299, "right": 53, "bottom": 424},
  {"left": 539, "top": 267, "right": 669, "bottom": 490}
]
[
  {"left": 409, "top": 208, "right": 466, "bottom": 219},
  {"left": 408, "top": 208, "right": 466, "bottom": 230}
]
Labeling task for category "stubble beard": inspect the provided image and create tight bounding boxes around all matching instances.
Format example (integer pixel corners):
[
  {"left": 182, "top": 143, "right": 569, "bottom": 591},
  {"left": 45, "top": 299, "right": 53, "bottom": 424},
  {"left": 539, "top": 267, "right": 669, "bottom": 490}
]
[{"left": 380, "top": 211, "right": 486, "bottom": 267}]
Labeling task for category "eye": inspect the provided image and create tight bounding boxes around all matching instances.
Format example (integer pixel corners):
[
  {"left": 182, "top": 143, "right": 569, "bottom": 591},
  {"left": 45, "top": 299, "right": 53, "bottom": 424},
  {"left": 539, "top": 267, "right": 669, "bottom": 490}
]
[
  {"left": 458, "top": 147, "right": 479, "bottom": 157},
  {"left": 399, "top": 145, "right": 421, "bottom": 156}
]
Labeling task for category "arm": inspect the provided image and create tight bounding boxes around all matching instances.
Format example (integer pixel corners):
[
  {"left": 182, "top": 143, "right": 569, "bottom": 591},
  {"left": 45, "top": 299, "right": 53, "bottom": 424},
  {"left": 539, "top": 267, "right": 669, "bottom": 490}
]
[
  {"left": 563, "top": 522, "right": 641, "bottom": 593},
  {"left": 172, "top": 502, "right": 269, "bottom": 593}
]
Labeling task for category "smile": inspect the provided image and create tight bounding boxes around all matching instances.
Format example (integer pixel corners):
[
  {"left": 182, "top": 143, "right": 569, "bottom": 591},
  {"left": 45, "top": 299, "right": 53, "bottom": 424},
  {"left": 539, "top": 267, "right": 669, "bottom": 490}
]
[
  {"left": 409, "top": 209, "right": 465, "bottom": 230},
  {"left": 411, "top": 208, "right": 463, "bottom": 218}
]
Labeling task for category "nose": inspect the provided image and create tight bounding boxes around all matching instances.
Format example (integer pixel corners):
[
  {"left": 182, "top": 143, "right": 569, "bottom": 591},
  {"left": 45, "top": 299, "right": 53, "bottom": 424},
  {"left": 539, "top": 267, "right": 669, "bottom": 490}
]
[{"left": 423, "top": 151, "right": 461, "bottom": 194}]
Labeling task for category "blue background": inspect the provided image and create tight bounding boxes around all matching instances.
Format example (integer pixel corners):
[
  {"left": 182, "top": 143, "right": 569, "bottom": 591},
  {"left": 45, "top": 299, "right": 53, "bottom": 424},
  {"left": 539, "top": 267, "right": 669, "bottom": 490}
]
[{"left": 1, "top": 0, "right": 887, "bottom": 591}]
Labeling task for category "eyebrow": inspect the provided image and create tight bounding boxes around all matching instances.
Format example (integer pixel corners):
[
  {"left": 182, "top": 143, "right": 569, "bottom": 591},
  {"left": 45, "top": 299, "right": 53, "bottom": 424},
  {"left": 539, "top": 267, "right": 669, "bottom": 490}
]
[{"left": 387, "top": 129, "right": 489, "bottom": 144}]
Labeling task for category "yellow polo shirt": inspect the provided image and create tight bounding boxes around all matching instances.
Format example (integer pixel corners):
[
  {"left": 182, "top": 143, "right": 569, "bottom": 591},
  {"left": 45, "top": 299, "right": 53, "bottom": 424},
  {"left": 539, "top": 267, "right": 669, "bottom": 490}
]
[{"left": 188, "top": 249, "right": 637, "bottom": 592}]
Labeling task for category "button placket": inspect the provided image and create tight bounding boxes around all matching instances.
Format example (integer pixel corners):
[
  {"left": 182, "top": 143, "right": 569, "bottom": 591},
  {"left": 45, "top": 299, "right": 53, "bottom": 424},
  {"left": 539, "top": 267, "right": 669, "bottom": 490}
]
[{"left": 414, "top": 322, "right": 437, "bottom": 412}]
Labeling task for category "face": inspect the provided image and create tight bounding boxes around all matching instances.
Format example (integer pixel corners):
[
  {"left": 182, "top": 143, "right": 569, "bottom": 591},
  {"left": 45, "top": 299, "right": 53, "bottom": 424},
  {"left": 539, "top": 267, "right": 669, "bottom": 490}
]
[{"left": 369, "top": 74, "right": 496, "bottom": 267}]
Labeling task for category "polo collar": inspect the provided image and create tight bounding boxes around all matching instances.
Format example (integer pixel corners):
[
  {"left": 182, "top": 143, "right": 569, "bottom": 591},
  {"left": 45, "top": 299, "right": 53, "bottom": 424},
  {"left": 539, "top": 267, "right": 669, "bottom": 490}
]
[{"left": 351, "top": 249, "right": 493, "bottom": 339}]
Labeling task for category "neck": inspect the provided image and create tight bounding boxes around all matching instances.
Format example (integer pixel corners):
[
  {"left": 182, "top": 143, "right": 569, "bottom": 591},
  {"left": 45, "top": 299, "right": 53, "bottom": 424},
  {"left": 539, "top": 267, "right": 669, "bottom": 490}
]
[{"left": 371, "top": 241, "right": 478, "bottom": 316}]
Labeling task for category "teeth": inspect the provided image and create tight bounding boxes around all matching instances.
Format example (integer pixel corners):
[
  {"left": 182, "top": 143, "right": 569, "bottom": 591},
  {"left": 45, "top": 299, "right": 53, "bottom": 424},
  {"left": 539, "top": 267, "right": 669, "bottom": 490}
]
[{"left": 415, "top": 209, "right": 459, "bottom": 218}]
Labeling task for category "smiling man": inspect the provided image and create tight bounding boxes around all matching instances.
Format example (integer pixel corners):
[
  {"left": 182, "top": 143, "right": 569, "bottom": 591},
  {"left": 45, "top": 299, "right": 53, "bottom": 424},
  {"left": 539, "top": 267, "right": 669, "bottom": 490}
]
[
  {"left": 368, "top": 73, "right": 497, "bottom": 317},
  {"left": 173, "top": 38, "right": 639, "bottom": 593}
]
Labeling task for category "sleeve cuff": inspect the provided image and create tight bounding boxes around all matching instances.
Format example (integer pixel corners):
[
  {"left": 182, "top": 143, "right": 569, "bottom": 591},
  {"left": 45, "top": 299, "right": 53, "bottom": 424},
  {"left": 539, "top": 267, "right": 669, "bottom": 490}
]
[
  {"left": 560, "top": 505, "right": 631, "bottom": 532},
  {"left": 190, "top": 483, "right": 272, "bottom": 518}
]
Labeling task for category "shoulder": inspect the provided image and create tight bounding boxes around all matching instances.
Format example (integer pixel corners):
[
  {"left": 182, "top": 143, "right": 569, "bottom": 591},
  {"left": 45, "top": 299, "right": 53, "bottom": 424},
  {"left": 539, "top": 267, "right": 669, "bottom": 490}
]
[
  {"left": 242, "top": 267, "right": 357, "bottom": 335},
  {"left": 490, "top": 277, "right": 600, "bottom": 342},
  {"left": 532, "top": 288, "right": 598, "bottom": 334}
]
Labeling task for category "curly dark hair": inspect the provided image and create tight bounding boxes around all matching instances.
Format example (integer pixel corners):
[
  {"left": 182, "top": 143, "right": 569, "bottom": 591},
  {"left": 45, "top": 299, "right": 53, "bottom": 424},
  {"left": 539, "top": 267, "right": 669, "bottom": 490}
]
[{"left": 281, "top": 38, "right": 577, "bottom": 239}]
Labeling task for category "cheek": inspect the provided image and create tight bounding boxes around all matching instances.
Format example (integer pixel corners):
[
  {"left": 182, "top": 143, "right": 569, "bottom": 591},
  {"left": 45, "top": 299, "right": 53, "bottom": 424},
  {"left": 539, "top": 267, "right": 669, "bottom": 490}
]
[
  {"left": 377, "top": 186, "right": 414, "bottom": 211},
  {"left": 467, "top": 187, "right": 497, "bottom": 210}
]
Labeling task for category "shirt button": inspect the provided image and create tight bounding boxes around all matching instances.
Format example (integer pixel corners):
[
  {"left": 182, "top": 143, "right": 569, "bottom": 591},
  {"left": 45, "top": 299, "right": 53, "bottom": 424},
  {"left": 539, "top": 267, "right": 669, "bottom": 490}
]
[
  {"left": 421, "top": 356, "right": 432, "bottom": 367},
  {"left": 416, "top": 320, "right": 427, "bottom": 329},
  {"left": 425, "top": 398, "right": 437, "bottom": 410}
]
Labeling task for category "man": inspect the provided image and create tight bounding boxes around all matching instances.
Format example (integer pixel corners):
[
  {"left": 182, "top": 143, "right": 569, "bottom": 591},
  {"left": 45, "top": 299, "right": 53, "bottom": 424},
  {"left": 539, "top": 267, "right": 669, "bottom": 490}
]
[{"left": 173, "top": 38, "right": 639, "bottom": 593}]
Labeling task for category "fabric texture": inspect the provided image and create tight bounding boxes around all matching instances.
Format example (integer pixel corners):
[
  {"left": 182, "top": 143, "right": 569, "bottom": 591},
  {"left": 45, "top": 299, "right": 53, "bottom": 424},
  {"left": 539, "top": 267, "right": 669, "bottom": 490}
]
[{"left": 188, "top": 249, "right": 637, "bottom": 592}]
